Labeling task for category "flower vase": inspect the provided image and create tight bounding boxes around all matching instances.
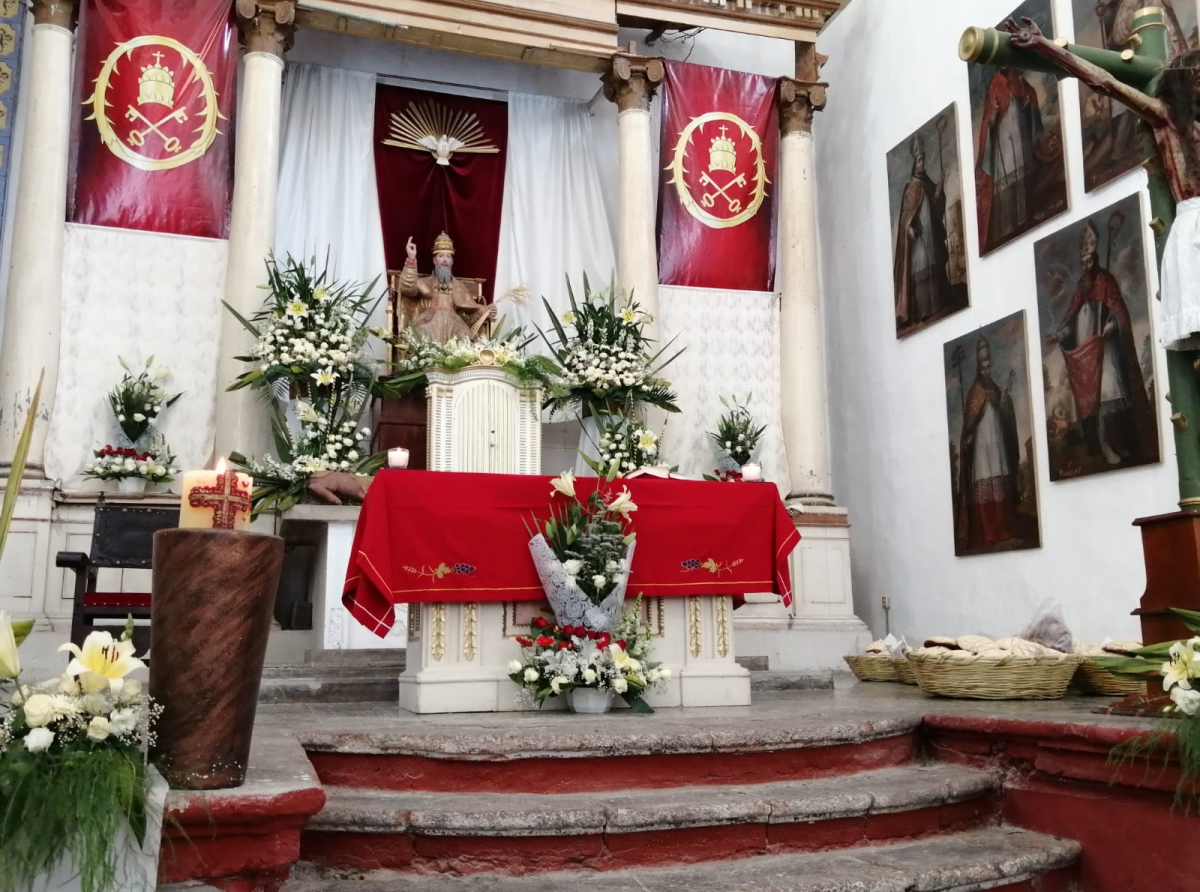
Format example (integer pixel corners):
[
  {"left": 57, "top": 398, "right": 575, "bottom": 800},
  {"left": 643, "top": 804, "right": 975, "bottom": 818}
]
[
  {"left": 570, "top": 687, "right": 615, "bottom": 714},
  {"left": 528, "top": 535, "right": 636, "bottom": 633},
  {"left": 118, "top": 477, "right": 148, "bottom": 494},
  {"left": 30, "top": 765, "right": 168, "bottom": 892}
]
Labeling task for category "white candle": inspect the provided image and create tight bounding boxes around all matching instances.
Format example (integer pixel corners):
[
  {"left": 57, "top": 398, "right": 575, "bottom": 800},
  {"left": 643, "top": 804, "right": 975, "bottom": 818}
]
[
  {"left": 741, "top": 462, "right": 762, "bottom": 482},
  {"left": 388, "top": 447, "right": 410, "bottom": 469},
  {"left": 179, "top": 457, "right": 254, "bottom": 530}
]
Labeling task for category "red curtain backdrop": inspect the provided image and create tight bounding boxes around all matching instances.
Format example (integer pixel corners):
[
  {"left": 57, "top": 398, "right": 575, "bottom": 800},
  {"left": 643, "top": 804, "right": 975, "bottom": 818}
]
[
  {"left": 657, "top": 61, "right": 779, "bottom": 292},
  {"left": 70, "top": 0, "right": 236, "bottom": 239},
  {"left": 373, "top": 85, "right": 507, "bottom": 300}
]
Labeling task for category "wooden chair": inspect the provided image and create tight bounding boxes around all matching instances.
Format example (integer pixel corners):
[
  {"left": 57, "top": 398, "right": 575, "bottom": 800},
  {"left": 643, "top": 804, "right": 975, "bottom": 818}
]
[{"left": 56, "top": 494, "right": 177, "bottom": 655}]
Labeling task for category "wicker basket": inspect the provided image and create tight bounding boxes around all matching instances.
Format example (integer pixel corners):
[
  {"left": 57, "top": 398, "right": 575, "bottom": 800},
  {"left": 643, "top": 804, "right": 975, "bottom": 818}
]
[
  {"left": 906, "top": 651, "right": 1083, "bottom": 700},
  {"left": 1074, "top": 659, "right": 1148, "bottom": 697},
  {"left": 891, "top": 656, "right": 917, "bottom": 685},
  {"left": 844, "top": 654, "right": 900, "bottom": 682}
]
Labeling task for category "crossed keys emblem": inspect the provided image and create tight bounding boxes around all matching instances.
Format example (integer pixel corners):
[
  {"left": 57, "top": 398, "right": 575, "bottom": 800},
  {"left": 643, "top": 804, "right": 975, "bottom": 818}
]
[
  {"left": 666, "top": 112, "right": 769, "bottom": 231},
  {"left": 84, "top": 36, "right": 224, "bottom": 173},
  {"left": 125, "top": 105, "right": 188, "bottom": 153},
  {"left": 699, "top": 170, "right": 747, "bottom": 214}
]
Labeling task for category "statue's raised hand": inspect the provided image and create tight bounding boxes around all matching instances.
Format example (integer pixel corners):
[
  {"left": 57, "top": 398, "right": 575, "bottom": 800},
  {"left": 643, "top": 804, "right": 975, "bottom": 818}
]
[
  {"left": 1003, "top": 16, "right": 1043, "bottom": 48},
  {"left": 405, "top": 237, "right": 417, "bottom": 261}
]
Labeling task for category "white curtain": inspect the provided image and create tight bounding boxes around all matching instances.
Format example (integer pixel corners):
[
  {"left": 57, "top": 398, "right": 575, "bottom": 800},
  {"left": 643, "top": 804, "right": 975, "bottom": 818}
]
[
  {"left": 275, "top": 63, "right": 388, "bottom": 313},
  {"left": 657, "top": 285, "right": 789, "bottom": 494},
  {"left": 493, "top": 92, "right": 617, "bottom": 344}
]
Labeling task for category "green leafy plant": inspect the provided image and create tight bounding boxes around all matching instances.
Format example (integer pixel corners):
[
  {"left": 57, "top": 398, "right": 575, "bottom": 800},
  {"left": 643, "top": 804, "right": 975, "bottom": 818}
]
[{"left": 1094, "top": 607, "right": 1200, "bottom": 806}]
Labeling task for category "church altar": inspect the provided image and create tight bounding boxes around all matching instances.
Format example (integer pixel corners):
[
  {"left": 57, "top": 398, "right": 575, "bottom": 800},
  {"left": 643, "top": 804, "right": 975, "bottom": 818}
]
[{"left": 342, "top": 469, "right": 799, "bottom": 713}]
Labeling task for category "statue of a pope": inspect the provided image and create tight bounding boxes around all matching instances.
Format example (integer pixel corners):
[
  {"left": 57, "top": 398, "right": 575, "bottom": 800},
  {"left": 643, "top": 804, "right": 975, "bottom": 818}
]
[{"left": 398, "top": 231, "right": 497, "bottom": 343}]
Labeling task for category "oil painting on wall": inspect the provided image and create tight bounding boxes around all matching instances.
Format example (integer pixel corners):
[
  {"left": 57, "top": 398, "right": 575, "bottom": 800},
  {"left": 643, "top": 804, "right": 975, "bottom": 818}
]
[
  {"left": 1072, "top": 0, "right": 1197, "bottom": 192},
  {"left": 967, "top": 0, "right": 1068, "bottom": 255},
  {"left": 887, "top": 103, "right": 970, "bottom": 338},
  {"left": 944, "top": 312, "right": 1042, "bottom": 557},
  {"left": 1033, "top": 193, "right": 1159, "bottom": 480}
]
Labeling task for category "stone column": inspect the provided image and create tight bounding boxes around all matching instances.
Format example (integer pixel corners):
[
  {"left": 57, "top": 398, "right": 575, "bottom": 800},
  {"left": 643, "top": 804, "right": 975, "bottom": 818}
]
[
  {"left": 777, "top": 76, "right": 832, "bottom": 507},
  {"left": 0, "top": 0, "right": 76, "bottom": 470},
  {"left": 602, "top": 54, "right": 663, "bottom": 332},
  {"left": 211, "top": 1, "right": 294, "bottom": 460}
]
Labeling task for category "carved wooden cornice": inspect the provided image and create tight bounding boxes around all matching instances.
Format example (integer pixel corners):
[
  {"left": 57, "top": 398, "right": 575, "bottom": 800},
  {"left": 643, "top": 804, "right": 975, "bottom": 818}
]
[
  {"left": 237, "top": 0, "right": 297, "bottom": 57},
  {"left": 602, "top": 53, "right": 665, "bottom": 113},
  {"left": 778, "top": 77, "right": 827, "bottom": 134},
  {"left": 31, "top": 0, "right": 76, "bottom": 29}
]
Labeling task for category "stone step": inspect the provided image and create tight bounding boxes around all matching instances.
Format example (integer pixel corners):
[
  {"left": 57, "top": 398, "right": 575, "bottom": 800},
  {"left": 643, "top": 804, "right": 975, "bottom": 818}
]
[
  {"left": 259, "top": 676, "right": 400, "bottom": 704},
  {"left": 301, "top": 706, "right": 921, "bottom": 794},
  {"left": 300, "top": 763, "right": 998, "bottom": 874},
  {"left": 751, "top": 669, "right": 834, "bottom": 692},
  {"left": 262, "top": 662, "right": 405, "bottom": 680},
  {"left": 305, "top": 648, "right": 409, "bottom": 668},
  {"left": 284, "top": 826, "right": 1078, "bottom": 890}
]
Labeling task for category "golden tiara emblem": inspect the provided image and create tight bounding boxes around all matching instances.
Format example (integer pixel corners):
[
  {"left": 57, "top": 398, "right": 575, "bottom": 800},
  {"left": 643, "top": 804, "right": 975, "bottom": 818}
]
[
  {"left": 666, "top": 112, "right": 768, "bottom": 230},
  {"left": 85, "top": 36, "right": 224, "bottom": 172}
]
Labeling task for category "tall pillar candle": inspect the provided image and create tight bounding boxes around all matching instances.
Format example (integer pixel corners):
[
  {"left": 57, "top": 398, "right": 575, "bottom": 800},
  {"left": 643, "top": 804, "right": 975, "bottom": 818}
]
[
  {"left": 777, "top": 77, "right": 832, "bottom": 506},
  {"left": 150, "top": 528, "right": 284, "bottom": 789},
  {"left": 178, "top": 460, "right": 253, "bottom": 530},
  {"left": 603, "top": 54, "right": 663, "bottom": 338},
  {"left": 0, "top": 1, "right": 76, "bottom": 469},
  {"left": 212, "top": 3, "right": 294, "bottom": 460}
]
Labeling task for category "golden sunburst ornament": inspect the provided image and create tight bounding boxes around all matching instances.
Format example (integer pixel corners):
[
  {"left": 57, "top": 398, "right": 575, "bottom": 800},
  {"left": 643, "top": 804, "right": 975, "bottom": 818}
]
[{"left": 381, "top": 98, "right": 500, "bottom": 166}]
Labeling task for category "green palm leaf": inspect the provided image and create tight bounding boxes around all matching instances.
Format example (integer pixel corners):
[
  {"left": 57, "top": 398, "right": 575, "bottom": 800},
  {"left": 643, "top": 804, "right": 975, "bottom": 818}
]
[{"left": 0, "top": 370, "right": 43, "bottom": 560}]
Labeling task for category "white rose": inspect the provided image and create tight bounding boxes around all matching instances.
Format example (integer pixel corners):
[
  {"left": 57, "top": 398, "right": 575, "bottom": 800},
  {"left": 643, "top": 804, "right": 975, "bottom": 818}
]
[
  {"left": 605, "top": 561, "right": 619, "bottom": 573},
  {"left": 563, "top": 559, "right": 584, "bottom": 576},
  {"left": 592, "top": 574, "right": 607, "bottom": 589},
  {"left": 23, "top": 727, "right": 54, "bottom": 753},
  {"left": 507, "top": 660, "right": 524, "bottom": 674},
  {"left": 1171, "top": 685, "right": 1200, "bottom": 716},
  {"left": 87, "top": 715, "right": 112, "bottom": 743},
  {"left": 58, "top": 675, "right": 81, "bottom": 696},
  {"left": 612, "top": 677, "right": 629, "bottom": 694},
  {"left": 550, "top": 675, "right": 568, "bottom": 694},
  {"left": 582, "top": 668, "right": 597, "bottom": 685},
  {"left": 80, "top": 693, "right": 109, "bottom": 715},
  {"left": 523, "top": 667, "right": 539, "bottom": 683},
  {"left": 22, "top": 694, "right": 56, "bottom": 727},
  {"left": 109, "top": 708, "right": 138, "bottom": 735},
  {"left": 117, "top": 679, "right": 142, "bottom": 704}
]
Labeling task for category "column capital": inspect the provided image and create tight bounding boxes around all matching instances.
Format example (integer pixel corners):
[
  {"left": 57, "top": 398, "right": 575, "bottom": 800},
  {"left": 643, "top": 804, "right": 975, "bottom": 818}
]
[
  {"left": 602, "top": 53, "right": 664, "bottom": 113},
  {"left": 777, "top": 77, "right": 827, "bottom": 134},
  {"left": 31, "top": 0, "right": 76, "bottom": 29},
  {"left": 236, "top": 0, "right": 296, "bottom": 57}
]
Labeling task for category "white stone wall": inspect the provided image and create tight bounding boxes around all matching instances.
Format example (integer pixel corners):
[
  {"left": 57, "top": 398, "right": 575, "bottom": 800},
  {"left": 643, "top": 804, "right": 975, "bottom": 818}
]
[{"left": 815, "top": 0, "right": 1182, "bottom": 645}]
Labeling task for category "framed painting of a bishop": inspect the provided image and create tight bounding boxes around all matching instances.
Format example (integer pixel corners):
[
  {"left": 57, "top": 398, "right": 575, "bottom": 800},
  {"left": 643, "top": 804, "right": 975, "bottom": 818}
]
[
  {"left": 944, "top": 312, "right": 1042, "bottom": 557},
  {"left": 967, "top": 0, "right": 1068, "bottom": 255},
  {"left": 886, "top": 104, "right": 970, "bottom": 338},
  {"left": 1033, "top": 193, "right": 1159, "bottom": 480}
]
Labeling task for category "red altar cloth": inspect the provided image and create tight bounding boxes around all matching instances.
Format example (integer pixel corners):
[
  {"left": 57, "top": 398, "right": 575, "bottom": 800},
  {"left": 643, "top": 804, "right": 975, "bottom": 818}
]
[{"left": 343, "top": 471, "right": 800, "bottom": 638}]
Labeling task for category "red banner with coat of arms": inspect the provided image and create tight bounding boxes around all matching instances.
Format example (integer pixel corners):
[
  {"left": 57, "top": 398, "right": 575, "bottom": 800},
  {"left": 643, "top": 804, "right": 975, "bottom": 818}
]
[
  {"left": 69, "top": 0, "right": 237, "bottom": 239},
  {"left": 657, "top": 61, "right": 778, "bottom": 292}
]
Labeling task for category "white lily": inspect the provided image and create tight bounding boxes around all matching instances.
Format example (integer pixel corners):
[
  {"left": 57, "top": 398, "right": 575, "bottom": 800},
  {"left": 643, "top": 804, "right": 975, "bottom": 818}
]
[
  {"left": 561, "top": 311, "right": 575, "bottom": 325},
  {"left": 311, "top": 369, "right": 335, "bottom": 386},
  {"left": 58, "top": 631, "right": 146, "bottom": 695},
  {"left": 285, "top": 300, "right": 309, "bottom": 318},
  {"left": 1163, "top": 640, "right": 1197, "bottom": 691},
  {"left": 0, "top": 610, "right": 20, "bottom": 679},
  {"left": 550, "top": 470, "right": 576, "bottom": 499},
  {"left": 607, "top": 488, "right": 637, "bottom": 518}
]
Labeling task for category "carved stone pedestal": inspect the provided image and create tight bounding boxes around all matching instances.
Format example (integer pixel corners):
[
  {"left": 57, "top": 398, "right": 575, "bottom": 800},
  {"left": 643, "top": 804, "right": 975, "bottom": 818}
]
[{"left": 399, "top": 595, "right": 750, "bottom": 714}]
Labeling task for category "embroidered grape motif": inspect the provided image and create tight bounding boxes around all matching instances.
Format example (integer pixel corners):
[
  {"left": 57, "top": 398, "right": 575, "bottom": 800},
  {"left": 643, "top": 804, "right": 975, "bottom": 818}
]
[
  {"left": 452, "top": 563, "right": 476, "bottom": 575},
  {"left": 681, "top": 559, "right": 702, "bottom": 570}
]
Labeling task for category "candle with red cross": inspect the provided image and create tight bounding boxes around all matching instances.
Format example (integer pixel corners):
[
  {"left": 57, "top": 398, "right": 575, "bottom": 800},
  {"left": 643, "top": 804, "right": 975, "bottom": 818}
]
[{"left": 179, "top": 457, "right": 254, "bottom": 531}]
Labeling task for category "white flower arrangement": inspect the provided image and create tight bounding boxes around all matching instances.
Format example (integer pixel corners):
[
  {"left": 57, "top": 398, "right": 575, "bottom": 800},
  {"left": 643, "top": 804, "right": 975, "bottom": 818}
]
[
  {"left": 1163, "top": 636, "right": 1200, "bottom": 716},
  {"left": 0, "top": 616, "right": 162, "bottom": 892},
  {"left": 83, "top": 438, "right": 179, "bottom": 484},
  {"left": 107, "top": 356, "right": 182, "bottom": 447},
  {"left": 386, "top": 326, "right": 557, "bottom": 395},
  {"left": 507, "top": 596, "right": 669, "bottom": 713},
  {"left": 591, "top": 415, "right": 664, "bottom": 476}
]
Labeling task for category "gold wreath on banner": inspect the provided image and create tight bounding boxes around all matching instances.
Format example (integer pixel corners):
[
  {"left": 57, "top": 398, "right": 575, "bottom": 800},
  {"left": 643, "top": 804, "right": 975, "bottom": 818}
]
[
  {"left": 666, "top": 111, "right": 768, "bottom": 230},
  {"left": 84, "top": 35, "right": 224, "bottom": 172}
]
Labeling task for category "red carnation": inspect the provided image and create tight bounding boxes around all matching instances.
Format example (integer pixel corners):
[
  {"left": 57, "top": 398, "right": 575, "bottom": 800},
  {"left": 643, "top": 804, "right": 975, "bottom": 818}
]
[
  {"left": 557, "top": 640, "right": 574, "bottom": 651},
  {"left": 562, "top": 625, "right": 576, "bottom": 637},
  {"left": 536, "top": 635, "right": 554, "bottom": 647},
  {"left": 616, "top": 640, "right": 627, "bottom": 650},
  {"left": 516, "top": 636, "right": 533, "bottom": 647},
  {"left": 596, "top": 632, "right": 611, "bottom": 648},
  {"left": 533, "top": 617, "right": 549, "bottom": 630},
  {"left": 585, "top": 629, "right": 597, "bottom": 640}
]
